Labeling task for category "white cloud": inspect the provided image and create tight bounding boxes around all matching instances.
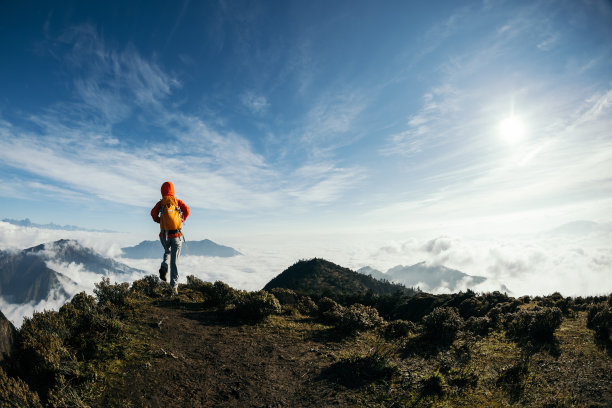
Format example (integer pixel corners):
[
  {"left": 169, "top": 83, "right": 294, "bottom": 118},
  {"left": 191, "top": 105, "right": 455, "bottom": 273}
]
[
  {"left": 1, "top": 223, "right": 611, "bottom": 326},
  {"left": 0, "top": 23, "right": 368, "bottom": 220},
  {"left": 240, "top": 91, "right": 270, "bottom": 115}
]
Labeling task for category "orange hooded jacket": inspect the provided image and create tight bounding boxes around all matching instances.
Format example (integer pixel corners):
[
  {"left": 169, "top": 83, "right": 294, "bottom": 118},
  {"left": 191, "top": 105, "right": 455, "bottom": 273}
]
[{"left": 151, "top": 181, "right": 190, "bottom": 238}]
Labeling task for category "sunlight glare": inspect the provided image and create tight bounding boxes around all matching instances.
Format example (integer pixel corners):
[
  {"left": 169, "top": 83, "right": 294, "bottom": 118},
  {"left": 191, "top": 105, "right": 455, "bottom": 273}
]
[{"left": 499, "top": 115, "right": 526, "bottom": 145}]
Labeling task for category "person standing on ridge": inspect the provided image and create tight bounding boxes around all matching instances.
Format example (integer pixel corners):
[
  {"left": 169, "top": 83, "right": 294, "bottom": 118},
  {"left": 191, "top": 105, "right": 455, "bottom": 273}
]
[{"left": 150, "top": 181, "right": 190, "bottom": 295}]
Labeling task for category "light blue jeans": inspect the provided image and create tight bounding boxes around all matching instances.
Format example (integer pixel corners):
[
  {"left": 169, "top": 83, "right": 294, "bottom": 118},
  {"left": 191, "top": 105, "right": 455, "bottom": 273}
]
[{"left": 160, "top": 236, "right": 182, "bottom": 289}]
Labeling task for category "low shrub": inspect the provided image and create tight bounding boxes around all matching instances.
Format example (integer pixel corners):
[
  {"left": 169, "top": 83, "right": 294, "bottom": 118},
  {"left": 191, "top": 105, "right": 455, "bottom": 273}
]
[
  {"left": 384, "top": 319, "right": 416, "bottom": 339},
  {"left": 458, "top": 297, "right": 488, "bottom": 318},
  {"left": 94, "top": 278, "right": 130, "bottom": 307},
  {"left": 234, "top": 291, "right": 281, "bottom": 321},
  {"left": 15, "top": 290, "right": 127, "bottom": 404},
  {"left": 18, "top": 311, "right": 72, "bottom": 377},
  {"left": 422, "top": 307, "right": 463, "bottom": 345},
  {"left": 318, "top": 297, "right": 345, "bottom": 324},
  {"left": 464, "top": 316, "right": 492, "bottom": 337},
  {"left": 586, "top": 303, "right": 612, "bottom": 343},
  {"left": 0, "top": 366, "right": 42, "bottom": 408},
  {"left": 518, "top": 295, "right": 531, "bottom": 304},
  {"left": 297, "top": 296, "right": 318, "bottom": 315},
  {"left": 322, "top": 346, "right": 397, "bottom": 388},
  {"left": 505, "top": 306, "right": 563, "bottom": 343},
  {"left": 205, "top": 281, "right": 242, "bottom": 308},
  {"left": 131, "top": 275, "right": 168, "bottom": 298},
  {"left": 335, "top": 304, "right": 384, "bottom": 333},
  {"left": 269, "top": 288, "right": 298, "bottom": 306}
]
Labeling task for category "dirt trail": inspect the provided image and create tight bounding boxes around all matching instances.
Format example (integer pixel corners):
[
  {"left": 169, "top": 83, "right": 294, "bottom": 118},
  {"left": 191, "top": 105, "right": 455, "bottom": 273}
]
[{"left": 117, "top": 302, "right": 352, "bottom": 407}]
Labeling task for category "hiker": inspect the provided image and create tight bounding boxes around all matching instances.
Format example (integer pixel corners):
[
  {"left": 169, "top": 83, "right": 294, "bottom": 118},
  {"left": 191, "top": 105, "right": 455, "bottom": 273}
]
[{"left": 150, "top": 181, "right": 190, "bottom": 295}]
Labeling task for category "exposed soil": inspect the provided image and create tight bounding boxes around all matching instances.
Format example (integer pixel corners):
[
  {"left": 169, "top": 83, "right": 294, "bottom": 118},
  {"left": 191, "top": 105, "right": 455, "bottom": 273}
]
[
  {"left": 113, "top": 301, "right": 357, "bottom": 407},
  {"left": 96, "top": 296, "right": 612, "bottom": 408}
]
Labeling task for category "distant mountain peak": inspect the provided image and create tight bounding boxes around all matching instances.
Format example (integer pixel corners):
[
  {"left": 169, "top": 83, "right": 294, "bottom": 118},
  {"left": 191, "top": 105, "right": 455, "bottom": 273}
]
[
  {"left": 264, "top": 258, "right": 414, "bottom": 298},
  {"left": 2, "top": 218, "right": 115, "bottom": 233},
  {"left": 358, "top": 261, "right": 489, "bottom": 293},
  {"left": 549, "top": 220, "right": 602, "bottom": 235},
  {"left": 121, "top": 239, "right": 241, "bottom": 259}
]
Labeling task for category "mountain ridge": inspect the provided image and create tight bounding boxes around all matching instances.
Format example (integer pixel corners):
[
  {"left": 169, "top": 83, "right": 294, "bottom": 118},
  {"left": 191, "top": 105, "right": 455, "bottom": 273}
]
[
  {"left": 0, "top": 239, "right": 144, "bottom": 304},
  {"left": 121, "top": 239, "right": 241, "bottom": 259},
  {"left": 358, "top": 261, "right": 487, "bottom": 292}
]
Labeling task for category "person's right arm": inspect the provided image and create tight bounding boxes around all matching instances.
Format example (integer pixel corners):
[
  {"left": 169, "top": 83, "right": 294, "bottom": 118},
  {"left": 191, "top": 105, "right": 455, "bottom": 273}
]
[{"left": 151, "top": 201, "right": 161, "bottom": 223}]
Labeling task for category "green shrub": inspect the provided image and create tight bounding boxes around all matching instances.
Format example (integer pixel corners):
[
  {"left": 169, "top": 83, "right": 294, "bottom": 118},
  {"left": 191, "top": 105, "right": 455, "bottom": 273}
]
[
  {"left": 94, "top": 278, "right": 130, "bottom": 307},
  {"left": 384, "top": 319, "right": 416, "bottom": 339},
  {"left": 297, "top": 296, "right": 318, "bottom": 315},
  {"left": 485, "top": 306, "right": 503, "bottom": 329},
  {"left": 422, "top": 307, "right": 463, "bottom": 345},
  {"left": 0, "top": 366, "right": 42, "bottom": 408},
  {"left": 131, "top": 275, "right": 168, "bottom": 298},
  {"left": 505, "top": 306, "right": 563, "bottom": 342},
  {"left": 206, "top": 281, "right": 241, "bottom": 308},
  {"left": 234, "top": 291, "right": 281, "bottom": 321},
  {"left": 318, "top": 297, "right": 345, "bottom": 324},
  {"left": 586, "top": 303, "right": 612, "bottom": 342},
  {"left": 269, "top": 288, "right": 298, "bottom": 306},
  {"left": 18, "top": 311, "right": 73, "bottom": 377},
  {"left": 518, "top": 295, "right": 531, "bottom": 304},
  {"left": 464, "top": 316, "right": 492, "bottom": 336},
  {"left": 322, "top": 345, "right": 397, "bottom": 388},
  {"left": 335, "top": 303, "right": 384, "bottom": 333},
  {"left": 458, "top": 297, "right": 487, "bottom": 318},
  {"left": 46, "top": 374, "right": 88, "bottom": 408},
  {"left": 185, "top": 275, "right": 206, "bottom": 288}
]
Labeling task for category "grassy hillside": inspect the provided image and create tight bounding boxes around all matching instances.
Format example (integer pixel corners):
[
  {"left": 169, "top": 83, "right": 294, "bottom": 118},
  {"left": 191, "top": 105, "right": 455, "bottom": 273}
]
[{"left": 0, "top": 270, "right": 611, "bottom": 407}]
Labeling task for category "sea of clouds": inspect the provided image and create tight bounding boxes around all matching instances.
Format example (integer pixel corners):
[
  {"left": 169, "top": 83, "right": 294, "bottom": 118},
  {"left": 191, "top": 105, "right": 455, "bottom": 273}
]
[{"left": 1, "top": 220, "right": 611, "bottom": 326}]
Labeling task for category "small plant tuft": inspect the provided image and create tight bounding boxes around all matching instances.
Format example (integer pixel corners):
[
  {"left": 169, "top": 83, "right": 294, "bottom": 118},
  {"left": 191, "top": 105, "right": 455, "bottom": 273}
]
[{"left": 420, "top": 370, "right": 445, "bottom": 396}]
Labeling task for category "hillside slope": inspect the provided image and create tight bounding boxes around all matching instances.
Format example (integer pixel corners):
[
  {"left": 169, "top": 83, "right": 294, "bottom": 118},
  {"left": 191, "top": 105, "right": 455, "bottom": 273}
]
[
  {"left": 0, "top": 239, "right": 144, "bottom": 303},
  {"left": 1, "top": 276, "right": 611, "bottom": 407},
  {"left": 264, "top": 258, "right": 414, "bottom": 298}
]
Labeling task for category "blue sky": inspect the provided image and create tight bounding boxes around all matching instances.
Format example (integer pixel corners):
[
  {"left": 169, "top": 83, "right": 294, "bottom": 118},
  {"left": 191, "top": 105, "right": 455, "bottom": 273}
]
[{"left": 1, "top": 0, "right": 611, "bottom": 241}]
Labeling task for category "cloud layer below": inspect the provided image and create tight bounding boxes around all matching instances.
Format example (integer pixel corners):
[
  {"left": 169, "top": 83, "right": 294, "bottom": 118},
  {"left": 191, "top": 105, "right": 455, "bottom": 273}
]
[{"left": 2, "top": 221, "right": 611, "bottom": 326}]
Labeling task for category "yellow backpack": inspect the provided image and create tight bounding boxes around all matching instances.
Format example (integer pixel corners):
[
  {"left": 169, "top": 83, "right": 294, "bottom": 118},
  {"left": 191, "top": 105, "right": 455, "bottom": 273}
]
[{"left": 159, "top": 196, "right": 182, "bottom": 232}]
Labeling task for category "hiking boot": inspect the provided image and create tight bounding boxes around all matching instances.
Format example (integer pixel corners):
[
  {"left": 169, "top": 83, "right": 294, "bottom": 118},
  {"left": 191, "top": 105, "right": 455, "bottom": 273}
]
[
  {"left": 172, "top": 287, "right": 178, "bottom": 296},
  {"left": 159, "top": 264, "right": 168, "bottom": 282}
]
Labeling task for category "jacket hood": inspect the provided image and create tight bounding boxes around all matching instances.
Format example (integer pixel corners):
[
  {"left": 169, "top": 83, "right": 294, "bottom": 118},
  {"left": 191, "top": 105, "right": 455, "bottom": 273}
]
[{"left": 161, "top": 181, "right": 175, "bottom": 197}]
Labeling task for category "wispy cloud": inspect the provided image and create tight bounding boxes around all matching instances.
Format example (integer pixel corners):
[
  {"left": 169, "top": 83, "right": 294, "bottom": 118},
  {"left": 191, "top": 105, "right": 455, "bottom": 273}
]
[
  {"left": 286, "top": 162, "right": 365, "bottom": 205},
  {"left": 298, "top": 90, "right": 367, "bottom": 159},
  {"left": 240, "top": 91, "right": 270, "bottom": 115},
  {"left": 0, "top": 24, "right": 364, "bottom": 219},
  {"left": 53, "top": 24, "right": 180, "bottom": 123}
]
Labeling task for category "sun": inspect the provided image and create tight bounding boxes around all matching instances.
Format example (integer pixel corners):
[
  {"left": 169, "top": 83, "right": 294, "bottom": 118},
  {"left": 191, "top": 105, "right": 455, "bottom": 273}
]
[{"left": 499, "top": 115, "right": 526, "bottom": 145}]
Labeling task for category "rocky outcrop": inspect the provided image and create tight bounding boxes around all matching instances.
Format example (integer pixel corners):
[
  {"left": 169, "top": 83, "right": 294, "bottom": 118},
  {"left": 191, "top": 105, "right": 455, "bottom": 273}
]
[{"left": 0, "top": 310, "right": 16, "bottom": 362}]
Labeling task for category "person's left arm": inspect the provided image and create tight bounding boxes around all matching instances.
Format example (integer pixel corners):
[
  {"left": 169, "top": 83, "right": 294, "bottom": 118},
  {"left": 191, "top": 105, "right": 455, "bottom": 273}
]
[{"left": 178, "top": 200, "right": 190, "bottom": 221}]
